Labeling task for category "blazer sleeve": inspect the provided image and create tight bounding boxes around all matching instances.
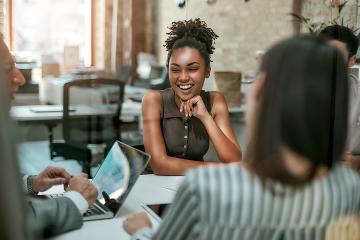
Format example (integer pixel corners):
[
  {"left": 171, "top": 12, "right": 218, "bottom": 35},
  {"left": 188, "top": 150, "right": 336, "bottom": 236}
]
[{"left": 26, "top": 196, "right": 83, "bottom": 237}]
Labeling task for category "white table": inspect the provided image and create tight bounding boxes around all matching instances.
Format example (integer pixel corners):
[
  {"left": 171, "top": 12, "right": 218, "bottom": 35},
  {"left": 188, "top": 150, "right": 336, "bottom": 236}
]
[
  {"left": 10, "top": 99, "right": 142, "bottom": 123},
  {"left": 49, "top": 174, "right": 184, "bottom": 240},
  {"left": 11, "top": 101, "right": 143, "bottom": 158}
]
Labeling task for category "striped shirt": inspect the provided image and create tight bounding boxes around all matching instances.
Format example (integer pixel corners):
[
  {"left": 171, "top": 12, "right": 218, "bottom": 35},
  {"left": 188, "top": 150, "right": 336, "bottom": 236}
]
[{"left": 132, "top": 163, "right": 360, "bottom": 240}]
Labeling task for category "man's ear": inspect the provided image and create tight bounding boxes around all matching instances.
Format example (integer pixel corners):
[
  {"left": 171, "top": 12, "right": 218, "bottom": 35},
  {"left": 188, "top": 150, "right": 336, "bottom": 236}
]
[{"left": 348, "top": 55, "right": 357, "bottom": 68}]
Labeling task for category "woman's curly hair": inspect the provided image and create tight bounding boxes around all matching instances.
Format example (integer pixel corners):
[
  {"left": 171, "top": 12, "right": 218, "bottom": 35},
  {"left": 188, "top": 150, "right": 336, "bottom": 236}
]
[{"left": 164, "top": 18, "right": 218, "bottom": 67}]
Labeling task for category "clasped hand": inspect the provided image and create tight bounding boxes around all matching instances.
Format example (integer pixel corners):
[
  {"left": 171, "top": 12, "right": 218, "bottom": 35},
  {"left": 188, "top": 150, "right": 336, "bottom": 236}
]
[
  {"left": 32, "top": 166, "right": 98, "bottom": 205},
  {"left": 180, "top": 95, "right": 209, "bottom": 120},
  {"left": 32, "top": 166, "right": 72, "bottom": 192}
]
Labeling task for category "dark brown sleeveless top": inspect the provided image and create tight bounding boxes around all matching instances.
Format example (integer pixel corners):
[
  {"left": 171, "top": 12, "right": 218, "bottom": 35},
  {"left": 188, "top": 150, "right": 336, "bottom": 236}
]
[{"left": 160, "top": 88, "right": 212, "bottom": 161}]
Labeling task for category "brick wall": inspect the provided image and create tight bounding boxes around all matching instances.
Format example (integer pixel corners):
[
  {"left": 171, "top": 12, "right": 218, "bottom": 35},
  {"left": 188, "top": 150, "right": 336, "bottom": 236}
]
[
  {"left": 154, "top": 0, "right": 294, "bottom": 75},
  {"left": 153, "top": 0, "right": 360, "bottom": 76}
]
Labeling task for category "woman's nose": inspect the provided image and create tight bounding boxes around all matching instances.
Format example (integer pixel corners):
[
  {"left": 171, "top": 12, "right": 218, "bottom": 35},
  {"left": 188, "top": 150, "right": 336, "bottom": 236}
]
[{"left": 179, "top": 70, "right": 189, "bottom": 81}]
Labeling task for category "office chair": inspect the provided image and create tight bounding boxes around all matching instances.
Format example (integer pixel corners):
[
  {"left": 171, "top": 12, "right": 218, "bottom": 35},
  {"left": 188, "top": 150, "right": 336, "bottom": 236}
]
[
  {"left": 117, "top": 65, "right": 134, "bottom": 84},
  {"left": 133, "top": 66, "right": 170, "bottom": 90},
  {"left": 50, "top": 78, "right": 125, "bottom": 175},
  {"left": 150, "top": 67, "right": 170, "bottom": 90}
]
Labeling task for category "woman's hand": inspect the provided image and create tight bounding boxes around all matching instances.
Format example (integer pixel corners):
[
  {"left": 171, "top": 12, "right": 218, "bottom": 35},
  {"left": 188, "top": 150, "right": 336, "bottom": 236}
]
[
  {"left": 180, "top": 95, "right": 210, "bottom": 121},
  {"left": 123, "top": 212, "right": 152, "bottom": 235}
]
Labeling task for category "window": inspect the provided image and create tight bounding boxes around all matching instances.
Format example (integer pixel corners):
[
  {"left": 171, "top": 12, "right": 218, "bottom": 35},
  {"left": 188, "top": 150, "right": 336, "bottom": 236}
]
[{"left": 9, "top": 0, "right": 92, "bottom": 67}]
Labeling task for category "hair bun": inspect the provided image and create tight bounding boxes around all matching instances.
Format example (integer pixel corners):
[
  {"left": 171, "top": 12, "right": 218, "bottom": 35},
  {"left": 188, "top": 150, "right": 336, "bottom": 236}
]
[{"left": 164, "top": 18, "right": 218, "bottom": 55}]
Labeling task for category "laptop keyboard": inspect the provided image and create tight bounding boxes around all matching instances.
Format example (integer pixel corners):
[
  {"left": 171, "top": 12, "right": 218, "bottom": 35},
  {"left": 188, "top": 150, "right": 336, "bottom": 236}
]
[
  {"left": 84, "top": 203, "right": 107, "bottom": 217},
  {"left": 48, "top": 193, "right": 107, "bottom": 217},
  {"left": 48, "top": 193, "right": 65, "bottom": 198}
]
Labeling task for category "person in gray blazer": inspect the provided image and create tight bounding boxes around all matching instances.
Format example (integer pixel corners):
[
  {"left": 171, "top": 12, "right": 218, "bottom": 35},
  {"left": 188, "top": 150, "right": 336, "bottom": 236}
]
[
  {"left": 0, "top": 75, "right": 29, "bottom": 240},
  {"left": 0, "top": 37, "right": 98, "bottom": 237}
]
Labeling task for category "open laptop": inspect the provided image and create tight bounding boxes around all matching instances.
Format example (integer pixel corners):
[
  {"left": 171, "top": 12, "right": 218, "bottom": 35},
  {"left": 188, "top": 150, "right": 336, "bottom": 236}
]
[{"left": 48, "top": 141, "right": 150, "bottom": 221}]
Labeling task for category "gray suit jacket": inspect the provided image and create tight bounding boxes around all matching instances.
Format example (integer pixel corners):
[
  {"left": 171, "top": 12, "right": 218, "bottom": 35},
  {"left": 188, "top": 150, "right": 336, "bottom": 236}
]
[{"left": 26, "top": 195, "right": 83, "bottom": 237}]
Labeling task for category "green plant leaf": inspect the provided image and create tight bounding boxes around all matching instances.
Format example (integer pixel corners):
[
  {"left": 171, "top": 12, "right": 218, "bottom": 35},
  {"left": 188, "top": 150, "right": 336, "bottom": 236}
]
[
  {"left": 338, "top": 0, "right": 348, "bottom": 14},
  {"left": 289, "top": 13, "right": 308, "bottom": 24}
]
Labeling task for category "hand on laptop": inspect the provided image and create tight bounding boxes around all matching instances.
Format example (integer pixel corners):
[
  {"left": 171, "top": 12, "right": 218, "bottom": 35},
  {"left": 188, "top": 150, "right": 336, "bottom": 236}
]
[
  {"left": 123, "top": 212, "right": 152, "bottom": 235},
  {"left": 32, "top": 166, "right": 72, "bottom": 192},
  {"left": 66, "top": 175, "right": 98, "bottom": 205}
]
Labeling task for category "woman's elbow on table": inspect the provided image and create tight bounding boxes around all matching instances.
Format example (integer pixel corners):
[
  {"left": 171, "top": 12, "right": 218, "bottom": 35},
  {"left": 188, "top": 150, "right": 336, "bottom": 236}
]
[
  {"left": 149, "top": 156, "right": 171, "bottom": 176},
  {"left": 220, "top": 148, "right": 242, "bottom": 163}
]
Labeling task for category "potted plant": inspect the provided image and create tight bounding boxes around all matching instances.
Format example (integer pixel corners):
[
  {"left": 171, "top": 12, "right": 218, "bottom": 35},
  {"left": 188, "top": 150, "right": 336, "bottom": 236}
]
[{"left": 290, "top": 0, "right": 358, "bottom": 34}]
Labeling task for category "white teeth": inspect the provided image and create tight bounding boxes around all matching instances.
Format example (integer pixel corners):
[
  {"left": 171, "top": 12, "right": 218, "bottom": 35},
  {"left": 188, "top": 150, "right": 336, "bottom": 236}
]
[{"left": 179, "top": 85, "right": 192, "bottom": 90}]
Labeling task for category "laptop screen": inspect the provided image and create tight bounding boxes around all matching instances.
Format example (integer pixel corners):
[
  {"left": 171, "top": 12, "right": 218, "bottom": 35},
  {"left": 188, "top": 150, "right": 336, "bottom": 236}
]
[{"left": 91, "top": 141, "right": 150, "bottom": 209}]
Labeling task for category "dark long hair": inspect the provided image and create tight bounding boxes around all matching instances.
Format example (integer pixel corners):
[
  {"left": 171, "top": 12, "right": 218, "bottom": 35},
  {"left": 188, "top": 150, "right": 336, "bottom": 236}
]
[{"left": 247, "top": 35, "right": 348, "bottom": 185}]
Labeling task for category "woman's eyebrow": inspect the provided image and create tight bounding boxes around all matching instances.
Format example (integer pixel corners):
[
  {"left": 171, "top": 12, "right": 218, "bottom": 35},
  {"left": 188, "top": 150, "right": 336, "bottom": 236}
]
[{"left": 170, "top": 62, "right": 200, "bottom": 67}]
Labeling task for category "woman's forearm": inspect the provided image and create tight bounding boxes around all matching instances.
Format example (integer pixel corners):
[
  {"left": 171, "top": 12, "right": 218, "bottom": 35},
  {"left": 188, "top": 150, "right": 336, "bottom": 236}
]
[
  {"left": 150, "top": 155, "right": 220, "bottom": 176},
  {"left": 200, "top": 114, "right": 242, "bottom": 162}
]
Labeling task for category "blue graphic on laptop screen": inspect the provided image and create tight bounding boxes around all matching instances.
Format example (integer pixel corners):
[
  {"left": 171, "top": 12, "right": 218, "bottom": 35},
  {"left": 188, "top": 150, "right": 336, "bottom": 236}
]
[{"left": 92, "top": 143, "right": 129, "bottom": 200}]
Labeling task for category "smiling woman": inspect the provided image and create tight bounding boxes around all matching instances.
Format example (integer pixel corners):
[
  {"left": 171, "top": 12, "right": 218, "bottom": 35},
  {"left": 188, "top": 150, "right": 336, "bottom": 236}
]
[{"left": 141, "top": 18, "right": 242, "bottom": 176}]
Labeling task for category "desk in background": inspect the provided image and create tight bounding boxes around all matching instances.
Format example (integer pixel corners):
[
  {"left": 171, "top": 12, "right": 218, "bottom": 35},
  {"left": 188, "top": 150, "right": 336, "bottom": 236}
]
[
  {"left": 40, "top": 75, "right": 149, "bottom": 105},
  {"left": 11, "top": 99, "right": 142, "bottom": 123},
  {"left": 49, "top": 174, "right": 184, "bottom": 240},
  {"left": 11, "top": 100, "right": 143, "bottom": 157},
  {"left": 11, "top": 100, "right": 142, "bottom": 140},
  {"left": 39, "top": 75, "right": 245, "bottom": 114}
]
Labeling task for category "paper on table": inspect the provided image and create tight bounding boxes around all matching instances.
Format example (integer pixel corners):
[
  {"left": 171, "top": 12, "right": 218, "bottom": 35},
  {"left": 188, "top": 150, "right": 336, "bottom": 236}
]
[{"left": 162, "top": 184, "right": 180, "bottom": 192}]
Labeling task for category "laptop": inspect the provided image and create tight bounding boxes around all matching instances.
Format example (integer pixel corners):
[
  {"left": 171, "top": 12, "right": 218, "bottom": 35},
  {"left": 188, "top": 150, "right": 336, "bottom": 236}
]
[{"left": 48, "top": 141, "right": 150, "bottom": 221}]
